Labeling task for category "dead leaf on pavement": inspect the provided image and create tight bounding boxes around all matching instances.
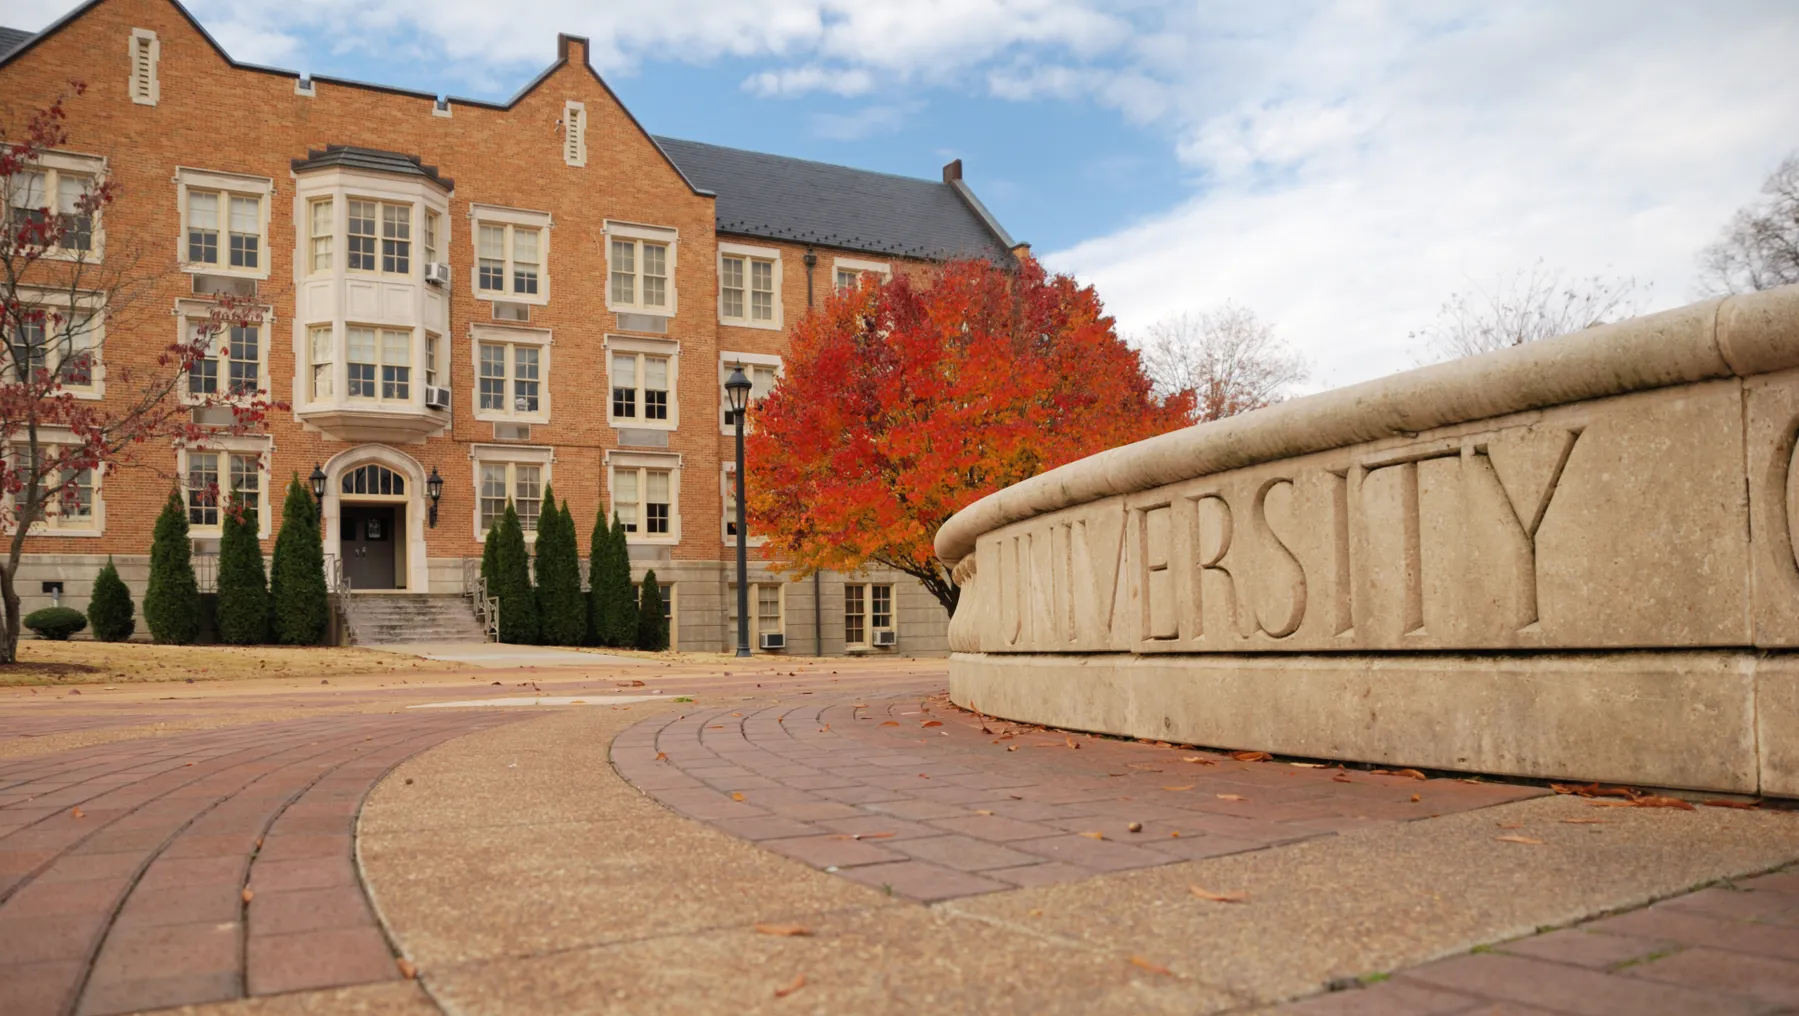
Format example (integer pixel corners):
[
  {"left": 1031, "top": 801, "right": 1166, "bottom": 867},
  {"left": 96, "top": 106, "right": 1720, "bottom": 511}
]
[
  {"left": 1701, "top": 799, "right": 1760, "bottom": 810},
  {"left": 1130, "top": 956, "right": 1174, "bottom": 976},
  {"left": 1182, "top": 756, "right": 1218, "bottom": 765},
  {"left": 1162, "top": 785, "right": 1194, "bottom": 792},
  {"left": 975, "top": 809, "right": 995, "bottom": 815},
  {"left": 1496, "top": 835, "right": 1544, "bottom": 845},
  {"left": 1496, "top": 822, "right": 1523, "bottom": 829},
  {"left": 654, "top": 751, "right": 668, "bottom": 761},
  {"left": 921, "top": 720, "right": 943, "bottom": 728},
  {"left": 1331, "top": 774, "right": 1354, "bottom": 783},
  {"left": 1410, "top": 794, "right": 1421, "bottom": 802},
  {"left": 774, "top": 973, "right": 807, "bottom": 998},
  {"left": 396, "top": 958, "right": 417, "bottom": 979},
  {"left": 1079, "top": 831, "right": 1105, "bottom": 840},
  {"left": 70, "top": 807, "right": 84, "bottom": 819},
  {"left": 1216, "top": 793, "right": 1248, "bottom": 802},
  {"left": 1395, "top": 768, "right": 1427, "bottom": 781},
  {"left": 755, "top": 924, "right": 813, "bottom": 937},
  {"left": 1562, "top": 818, "right": 1607, "bottom": 824},
  {"left": 1125, "top": 762, "right": 1162, "bottom": 771},
  {"left": 880, "top": 721, "right": 899, "bottom": 727},
  {"left": 1006, "top": 745, "right": 1019, "bottom": 752},
  {"left": 242, "top": 888, "right": 255, "bottom": 902},
  {"left": 731, "top": 792, "right": 746, "bottom": 802},
  {"left": 1631, "top": 796, "right": 1696, "bottom": 811},
  {"left": 1066, "top": 735, "right": 1082, "bottom": 750},
  {"left": 1231, "top": 751, "right": 1273, "bottom": 762},
  {"left": 1189, "top": 885, "right": 1248, "bottom": 903}
]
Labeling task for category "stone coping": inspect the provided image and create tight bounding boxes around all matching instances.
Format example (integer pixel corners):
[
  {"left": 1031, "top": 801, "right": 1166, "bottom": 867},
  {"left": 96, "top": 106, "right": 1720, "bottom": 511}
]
[{"left": 935, "top": 284, "right": 1799, "bottom": 566}]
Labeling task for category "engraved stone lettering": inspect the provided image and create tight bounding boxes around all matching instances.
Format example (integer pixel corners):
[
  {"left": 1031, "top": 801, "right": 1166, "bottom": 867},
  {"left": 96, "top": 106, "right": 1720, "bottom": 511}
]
[
  {"left": 1251, "top": 478, "right": 1307, "bottom": 638},
  {"left": 1475, "top": 427, "right": 1582, "bottom": 630},
  {"left": 1139, "top": 505, "right": 1177, "bottom": 640},
  {"left": 1190, "top": 494, "right": 1249, "bottom": 638}
]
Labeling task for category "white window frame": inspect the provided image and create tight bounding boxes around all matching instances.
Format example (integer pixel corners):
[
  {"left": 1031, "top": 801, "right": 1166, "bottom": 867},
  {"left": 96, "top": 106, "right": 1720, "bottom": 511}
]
[
  {"left": 720, "top": 462, "right": 769, "bottom": 548},
  {"left": 13, "top": 287, "right": 105, "bottom": 400},
  {"left": 718, "top": 351, "right": 782, "bottom": 436},
  {"left": 179, "top": 438, "right": 273, "bottom": 539},
  {"left": 727, "top": 581, "right": 786, "bottom": 645},
  {"left": 175, "top": 168, "right": 273, "bottom": 280},
  {"left": 470, "top": 324, "right": 551, "bottom": 423},
  {"left": 469, "top": 443, "right": 554, "bottom": 542},
  {"left": 468, "top": 204, "right": 552, "bottom": 305},
  {"left": 306, "top": 196, "right": 334, "bottom": 274},
  {"left": 6, "top": 150, "right": 107, "bottom": 261},
  {"left": 605, "top": 334, "right": 679, "bottom": 431},
  {"left": 341, "top": 325, "right": 415, "bottom": 404},
  {"left": 832, "top": 255, "right": 891, "bottom": 293},
  {"left": 717, "top": 241, "right": 782, "bottom": 330},
  {"left": 7, "top": 431, "right": 105, "bottom": 537},
  {"left": 129, "top": 29, "right": 160, "bottom": 106},
  {"left": 605, "top": 450, "right": 681, "bottom": 545},
  {"left": 843, "top": 581, "right": 896, "bottom": 649},
  {"left": 176, "top": 299, "right": 272, "bottom": 405},
  {"left": 563, "top": 100, "right": 587, "bottom": 167},
  {"left": 604, "top": 221, "right": 678, "bottom": 316}
]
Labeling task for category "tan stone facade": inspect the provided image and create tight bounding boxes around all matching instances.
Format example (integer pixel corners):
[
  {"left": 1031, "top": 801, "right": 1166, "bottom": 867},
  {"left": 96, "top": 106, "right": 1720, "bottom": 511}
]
[
  {"left": 0, "top": 0, "right": 1001, "bottom": 654},
  {"left": 940, "top": 285, "right": 1799, "bottom": 794}
]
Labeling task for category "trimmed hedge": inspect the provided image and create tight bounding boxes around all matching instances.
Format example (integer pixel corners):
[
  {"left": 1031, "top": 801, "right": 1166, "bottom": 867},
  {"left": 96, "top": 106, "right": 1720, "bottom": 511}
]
[
  {"left": 216, "top": 497, "right": 270, "bottom": 644},
  {"left": 270, "top": 474, "right": 328, "bottom": 645},
  {"left": 25, "top": 606, "right": 86, "bottom": 640},
  {"left": 534, "top": 487, "right": 585, "bottom": 646},
  {"left": 144, "top": 489, "right": 200, "bottom": 644},
  {"left": 493, "top": 501, "right": 539, "bottom": 644},
  {"left": 636, "top": 570, "right": 668, "bottom": 651},
  {"left": 87, "top": 557, "right": 135, "bottom": 642}
]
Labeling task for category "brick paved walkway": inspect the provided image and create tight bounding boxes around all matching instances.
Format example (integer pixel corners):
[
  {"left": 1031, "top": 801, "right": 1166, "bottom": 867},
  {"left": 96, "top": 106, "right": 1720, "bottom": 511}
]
[
  {"left": 0, "top": 711, "right": 517, "bottom": 1016},
  {"left": 612, "top": 692, "right": 1547, "bottom": 903},
  {"left": 1278, "top": 867, "right": 1799, "bottom": 1014}
]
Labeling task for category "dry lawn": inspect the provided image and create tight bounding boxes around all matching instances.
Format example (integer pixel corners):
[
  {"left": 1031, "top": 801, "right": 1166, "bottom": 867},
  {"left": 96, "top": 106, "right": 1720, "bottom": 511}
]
[{"left": 2, "top": 640, "right": 466, "bottom": 686}]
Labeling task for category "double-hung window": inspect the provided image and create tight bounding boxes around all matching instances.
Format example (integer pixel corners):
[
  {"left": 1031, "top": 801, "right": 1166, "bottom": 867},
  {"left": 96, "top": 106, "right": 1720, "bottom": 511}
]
[
  {"left": 477, "top": 460, "right": 543, "bottom": 533},
  {"left": 611, "top": 464, "right": 672, "bottom": 536},
  {"left": 49, "top": 465, "right": 95, "bottom": 529},
  {"left": 6, "top": 166, "right": 96, "bottom": 253},
  {"left": 13, "top": 304, "right": 99, "bottom": 391},
  {"left": 721, "top": 359, "right": 779, "bottom": 428},
  {"left": 844, "top": 583, "right": 894, "bottom": 647},
  {"left": 186, "top": 449, "right": 263, "bottom": 529},
  {"left": 308, "top": 198, "right": 332, "bottom": 272},
  {"left": 610, "top": 349, "right": 671, "bottom": 424},
  {"left": 347, "top": 327, "right": 410, "bottom": 402},
  {"left": 424, "top": 211, "right": 441, "bottom": 267},
  {"left": 381, "top": 203, "right": 411, "bottom": 274},
  {"left": 719, "top": 244, "right": 779, "bottom": 327},
  {"left": 308, "top": 326, "right": 333, "bottom": 400},
  {"left": 478, "top": 342, "right": 540, "bottom": 416},
  {"left": 471, "top": 210, "right": 549, "bottom": 301},
  {"left": 186, "top": 191, "right": 261, "bottom": 269},
  {"left": 188, "top": 321, "right": 261, "bottom": 397},
  {"left": 833, "top": 257, "right": 891, "bottom": 293},
  {"left": 345, "top": 200, "right": 410, "bottom": 275},
  {"left": 606, "top": 224, "right": 676, "bottom": 314}
]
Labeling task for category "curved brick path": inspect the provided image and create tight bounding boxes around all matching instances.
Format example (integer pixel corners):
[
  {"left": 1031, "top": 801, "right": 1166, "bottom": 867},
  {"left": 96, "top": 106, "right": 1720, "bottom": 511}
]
[
  {"left": 0, "top": 711, "right": 516, "bottom": 1016},
  {"left": 612, "top": 693, "right": 1547, "bottom": 903}
]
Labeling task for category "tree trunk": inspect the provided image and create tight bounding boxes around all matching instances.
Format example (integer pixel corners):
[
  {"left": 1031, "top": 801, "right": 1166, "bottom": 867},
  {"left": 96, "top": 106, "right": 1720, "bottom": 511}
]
[{"left": 0, "top": 563, "right": 20, "bottom": 665}]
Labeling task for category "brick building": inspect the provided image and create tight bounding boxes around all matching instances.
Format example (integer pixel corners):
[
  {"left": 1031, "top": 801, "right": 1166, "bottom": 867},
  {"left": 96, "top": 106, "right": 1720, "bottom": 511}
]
[{"left": 0, "top": 0, "right": 1023, "bottom": 652}]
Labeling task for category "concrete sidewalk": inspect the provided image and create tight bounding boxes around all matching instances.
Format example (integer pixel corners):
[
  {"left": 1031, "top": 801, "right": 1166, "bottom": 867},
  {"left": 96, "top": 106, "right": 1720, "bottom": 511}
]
[{"left": 363, "top": 642, "right": 653, "bottom": 668}]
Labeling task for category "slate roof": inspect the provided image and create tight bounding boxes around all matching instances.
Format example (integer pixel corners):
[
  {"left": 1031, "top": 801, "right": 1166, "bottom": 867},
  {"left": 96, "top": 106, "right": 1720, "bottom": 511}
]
[
  {"left": 0, "top": 26, "right": 32, "bottom": 58},
  {"left": 653, "top": 137, "right": 1016, "bottom": 263},
  {"left": 291, "top": 145, "right": 453, "bottom": 191}
]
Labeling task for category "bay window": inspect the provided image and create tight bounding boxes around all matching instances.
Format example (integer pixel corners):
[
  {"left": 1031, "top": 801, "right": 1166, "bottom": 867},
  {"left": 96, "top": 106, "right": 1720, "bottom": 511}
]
[
  {"left": 309, "top": 198, "right": 332, "bottom": 272},
  {"left": 346, "top": 327, "right": 411, "bottom": 402},
  {"left": 309, "top": 326, "right": 333, "bottom": 400},
  {"left": 381, "top": 203, "right": 411, "bottom": 274}
]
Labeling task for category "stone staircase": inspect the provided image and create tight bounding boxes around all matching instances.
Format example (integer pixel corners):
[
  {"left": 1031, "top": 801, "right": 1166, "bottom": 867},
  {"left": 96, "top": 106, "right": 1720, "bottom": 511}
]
[{"left": 347, "top": 594, "right": 491, "bottom": 646}]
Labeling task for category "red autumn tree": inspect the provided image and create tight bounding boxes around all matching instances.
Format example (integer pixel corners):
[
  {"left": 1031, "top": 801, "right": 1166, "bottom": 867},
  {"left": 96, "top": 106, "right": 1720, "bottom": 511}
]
[
  {"left": 0, "top": 85, "right": 277, "bottom": 662},
  {"left": 746, "top": 256, "right": 1194, "bottom": 614}
]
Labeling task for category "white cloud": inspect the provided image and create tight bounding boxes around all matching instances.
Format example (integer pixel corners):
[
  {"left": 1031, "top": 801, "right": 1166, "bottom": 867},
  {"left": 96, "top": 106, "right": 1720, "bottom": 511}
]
[
  {"left": 811, "top": 101, "right": 923, "bottom": 142},
  {"left": 743, "top": 65, "right": 874, "bottom": 98}
]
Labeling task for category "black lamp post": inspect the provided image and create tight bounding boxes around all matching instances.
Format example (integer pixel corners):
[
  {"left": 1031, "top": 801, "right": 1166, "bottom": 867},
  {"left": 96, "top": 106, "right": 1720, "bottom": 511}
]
[
  {"left": 308, "top": 464, "right": 327, "bottom": 506},
  {"left": 725, "top": 364, "right": 753, "bottom": 658},
  {"left": 426, "top": 467, "right": 444, "bottom": 528}
]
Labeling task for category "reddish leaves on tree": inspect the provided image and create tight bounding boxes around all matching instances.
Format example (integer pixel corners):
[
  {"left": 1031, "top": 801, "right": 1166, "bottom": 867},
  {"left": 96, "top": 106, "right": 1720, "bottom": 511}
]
[{"left": 745, "top": 256, "right": 1192, "bottom": 611}]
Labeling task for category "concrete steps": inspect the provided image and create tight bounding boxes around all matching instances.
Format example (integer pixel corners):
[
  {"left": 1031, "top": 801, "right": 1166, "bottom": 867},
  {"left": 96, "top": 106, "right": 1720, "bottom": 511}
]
[{"left": 348, "top": 594, "right": 490, "bottom": 646}]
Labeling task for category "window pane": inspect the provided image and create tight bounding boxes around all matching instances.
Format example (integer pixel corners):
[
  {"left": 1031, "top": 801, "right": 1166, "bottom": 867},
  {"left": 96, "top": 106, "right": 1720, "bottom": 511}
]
[
  {"left": 611, "top": 352, "right": 636, "bottom": 418},
  {"left": 188, "top": 452, "right": 219, "bottom": 526},
  {"left": 614, "top": 469, "right": 638, "bottom": 532},
  {"left": 645, "top": 469, "right": 670, "bottom": 534},
  {"left": 310, "top": 199, "right": 332, "bottom": 271},
  {"left": 309, "top": 326, "right": 333, "bottom": 399},
  {"left": 757, "top": 584, "right": 780, "bottom": 634},
  {"left": 872, "top": 585, "right": 893, "bottom": 629},
  {"left": 512, "top": 228, "right": 538, "bottom": 263},
  {"left": 188, "top": 191, "right": 218, "bottom": 263},
  {"left": 480, "top": 464, "right": 507, "bottom": 531},
  {"left": 610, "top": 239, "right": 634, "bottom": 304},
  {"left": 230, "top": 453, "right": 260, "bottom": 518},
  {"left": 844, "top": 584, "right": 865, "bottom": 644},
  {"left": 642, "top": 243, "right": 667, "bottom": 307},
  {"left": 478, "top": 225, "right": 505, "bottom": 260},
  {"left": 187, "top": 191, "right": 217, "bottom": 229},
  {"left": 478, "top": 344, "right": 506, "bottom": 410},
  {"left": 347, "top": 200, "right": 376, "bottom": 271},
  {"left": 228, "top": 325, "right": 258, "bottom": 394},
  {"left": 380, "top": 330, "right": 410, "bottom": 400},
  {"left": 514, "top": 345, "right": 539, "bottom": 412},
  {"left": 478, "top": 225, "right": 505, "bottom": 290},
  {"left": 644, "top": 356, "right": 668, "bottom": 421},
  {"left": 721, "top": 257, "right": 744, "bottom": 319},
  {"left": 514, "top": 465, "right": 541, "bottom": 530},
  {"left": 750, "top": 259, "right": 773, "bottom": 320},
  {"left": 424, "top": 211, "right": 439, "bottom": 264},
  {"left": 346, "top": 327, "right": 376, "bottom": 397},
  {"left": 381, "top": 203, "right": 411, "bottom": 274}
]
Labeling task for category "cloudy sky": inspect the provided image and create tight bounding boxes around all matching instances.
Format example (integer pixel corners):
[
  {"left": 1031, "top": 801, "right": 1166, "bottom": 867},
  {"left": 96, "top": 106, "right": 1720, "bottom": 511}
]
[{"left": 9, "top": 0, "right": 1798, "bottom": 388}]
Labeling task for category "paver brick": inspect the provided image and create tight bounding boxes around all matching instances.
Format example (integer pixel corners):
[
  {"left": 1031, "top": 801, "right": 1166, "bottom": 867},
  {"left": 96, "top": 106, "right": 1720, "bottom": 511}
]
[
  {"left": 890, "top": 834, "right": 1040, "bottom": 872},
  {"left": 759, "top": 833, "right": 904, "bottom": 869},
  {"left": 246, "top": 925, "right": 400, "bottom": 995},
  {"left": 1399, "top": 952, "right": 1767, "bottom": 1015},
  {"left": 1586, "top": 906, "right": 1799, "bottom": 961},
  {"left": 836, "top": 860, "right": 1010, "bottom": 903},
  {"left": 1279, "top": 980, "right": 1486, "bottom": 1014},
  {"left": 1621, "top": 946, "right": 1799, "bottom": 1006},
  {"left": 1494, "top": 927, "right": 1680, "bottom": 969}
]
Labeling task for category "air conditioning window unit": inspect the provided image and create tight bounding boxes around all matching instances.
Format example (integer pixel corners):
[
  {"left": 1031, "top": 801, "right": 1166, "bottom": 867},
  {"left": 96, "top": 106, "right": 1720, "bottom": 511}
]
[
  {"left": 758, "top": 632, "right": 786, "bottom": 650},
  {"left": 424, "top": 261, "right": 451, "bottom": 287},
  {"left": 872, "top": 629, "right": 897, "bottom": 647},
  {"left": 424, "top": 386, "right": 451, "bottom": 410}
]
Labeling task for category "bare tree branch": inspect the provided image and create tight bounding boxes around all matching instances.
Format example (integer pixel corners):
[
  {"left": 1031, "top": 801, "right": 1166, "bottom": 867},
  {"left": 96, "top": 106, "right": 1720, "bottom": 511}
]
[
  {"left": 1137, "top": 303, "right": 1309, "bottom": 423},
  {"left": 1411, "top": 261, "right": 1647, "bottom": 364},
  {"left": 1699, "top": 153, "right": 1799, "bottom": 295}
]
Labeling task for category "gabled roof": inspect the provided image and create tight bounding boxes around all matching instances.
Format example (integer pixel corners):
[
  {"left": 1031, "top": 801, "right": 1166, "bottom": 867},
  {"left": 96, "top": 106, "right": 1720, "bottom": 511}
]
[
  {"left": 0, "top": 26, "right": 31, "bottom": 58},
  {"left": 653, "top": 137, "right": 1016, "bottom": 263},
  {"left": 292, "top": 145, "right": 454, "bottom": 191}
]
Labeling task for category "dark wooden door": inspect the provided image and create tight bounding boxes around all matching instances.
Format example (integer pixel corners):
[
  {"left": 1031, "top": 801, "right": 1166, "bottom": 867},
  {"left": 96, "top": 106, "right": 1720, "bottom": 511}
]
[{"left": 340, "top": 505, "right": 397, "bottom": 589}]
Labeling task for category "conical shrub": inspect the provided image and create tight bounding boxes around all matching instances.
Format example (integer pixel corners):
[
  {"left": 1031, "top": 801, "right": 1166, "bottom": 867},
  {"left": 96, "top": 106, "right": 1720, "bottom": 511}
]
[
  {"left": 534, "top": 488, "right": 584, "bottom": 646},
  {"left": 636, "top": 569, "right": 668, "bottom": 651},
  {"left": 144, "top": 489, "right": 200, "bottom": 644},
  {"left": 493, "top": 502, "right": 539, "bottom": 644},
  {"left": 596, "top": 513, "right": 638, "bottom": 646},
  {"left": 215, "top": 496, "right": 270, "bottom": 644},
  {"left": 87, "top": 556, "right": 135, "bottom": 642},
  {"left": 269, "top": 474, "right": 328, "bottom": 645}
]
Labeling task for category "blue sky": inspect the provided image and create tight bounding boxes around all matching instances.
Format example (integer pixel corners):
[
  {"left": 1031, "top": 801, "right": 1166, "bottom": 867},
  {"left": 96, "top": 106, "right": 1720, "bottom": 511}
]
[{"left": 7, "top": 0, "right": 1799, "bottom": 388}]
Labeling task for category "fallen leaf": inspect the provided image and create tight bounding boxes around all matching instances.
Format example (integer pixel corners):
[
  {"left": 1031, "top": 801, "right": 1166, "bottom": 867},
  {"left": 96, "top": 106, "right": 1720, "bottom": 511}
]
[
  {"left": 773, "top": 973, "right": 807, "bottom": 999},
  {"left": 1331, "top": 774, "right": 1354, "bottom": 783},
  {"left": 1562, "top": 818, "right": 1607, "bottom": 824},
  {"left": 1079, "top": 831, "right": 1106, "bottom": 840},
  {"left": 880, "top": 721, "right": 900, "bottom": 727},
  {"left": 1395, "top": 768, "right": 1428, "bottom": 781},
  {"left": 396, "top": 958, "right": 417, "bottom": 979},
  {"left": 975, "top": 809, "right": 995, "bottom": 816},
  {"left": 1027, "top": 908, "right": 1043, "bottom": 917},
  {"left": 1496, "top": 835, "right": 1544, "bottom": 845},
  {"left": 731, "top": 792, "right": 746, "bottom": 802},
  {"left": 242, "top": 888, "right": 255, "bottom": 903},
  {"left": 1216, "top": 793, "right": 1248, "bottom": 802},
  {"left": 1130, "top": 956, "right": 1174, "bottom": 976},
  {"left": 1289, "top": 762, "right": 1324, "bottom": 768},
  {"left": 70, "top": 807, "right": 84, "bottom": 819},
  {"left": 654, "top": 751, "right": 668, "bottom": 761},
  {"left": 1006, "top": 745, "right": 1019, "bottom": 752},
  {"left": 1701, "top": 799, "right": 1760, "bottom": 810},
  {"left": 755, "top": 923, "right": 813, "bottom": 937},
  {"left": 921, "top": 720, "right": 943, "bottom": 728},
  {"left": 1496, "top": 822, "right": 1524, "bottom": 829},
  {"left": 1231, "top": 751, "right": 1274, "bottom": 762},
  {"left": 1124, "top": 762, "right": 1163, "bottom": 772},
  {"left": 1589, "top": 800, "right": 1638, "bottom": 808},
  {"left": 1189, "top": 885, "right": 1249, "bottom": 903},
  {"left": 818, "top": 724, "right": 831, "bottom": 733},
  {"left": 1410, "top": 794, "right": 1421, "bottom": 803},
  {"left": 1182, "top": 756, "right": 1218, "bottom": 765},
  {"left": 1162, "top": 785, "right": 1194, "bottom": 792},
  {"left": 1632, "top": 796, "right": 1696, "bottom": 811}
]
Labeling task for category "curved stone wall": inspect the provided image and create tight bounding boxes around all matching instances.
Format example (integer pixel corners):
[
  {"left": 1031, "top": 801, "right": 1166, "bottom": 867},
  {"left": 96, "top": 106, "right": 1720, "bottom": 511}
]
[{"left": 937, "top": 286, "right": 1799, "bottom": 795}]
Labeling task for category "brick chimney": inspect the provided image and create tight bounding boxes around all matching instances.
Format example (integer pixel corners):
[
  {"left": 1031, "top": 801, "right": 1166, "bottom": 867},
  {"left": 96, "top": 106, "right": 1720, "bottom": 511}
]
[{"left": 942, "top": 159, "right": 963, "bottom": 184}]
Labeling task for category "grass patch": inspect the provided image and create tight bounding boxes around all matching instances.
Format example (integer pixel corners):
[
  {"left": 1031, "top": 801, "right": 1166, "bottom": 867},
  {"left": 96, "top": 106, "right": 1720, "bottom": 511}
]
[{"left": 1, "top": 641, "right": 466, "bottom": 686}]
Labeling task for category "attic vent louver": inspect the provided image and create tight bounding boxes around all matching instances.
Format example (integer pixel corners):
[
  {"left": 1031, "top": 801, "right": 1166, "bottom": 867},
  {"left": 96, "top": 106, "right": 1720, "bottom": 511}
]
[
  {"left": 129, "top": 29, "right": 159, "bottom": 106},
  {"left": 563, "top": 101, "right": 586, "bottom": 167}
]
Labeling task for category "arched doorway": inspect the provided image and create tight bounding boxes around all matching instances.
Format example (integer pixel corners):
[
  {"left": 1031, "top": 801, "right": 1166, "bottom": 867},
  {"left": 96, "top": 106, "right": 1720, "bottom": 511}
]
[{"left": 322, "top": 446, "right": 429, "bottom": 592}]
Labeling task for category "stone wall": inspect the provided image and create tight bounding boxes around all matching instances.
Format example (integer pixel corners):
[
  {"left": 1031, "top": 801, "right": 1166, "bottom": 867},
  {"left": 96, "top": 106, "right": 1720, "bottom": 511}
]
[{"left": 936, "top": 285, "right": 1799, "bottom": 795}]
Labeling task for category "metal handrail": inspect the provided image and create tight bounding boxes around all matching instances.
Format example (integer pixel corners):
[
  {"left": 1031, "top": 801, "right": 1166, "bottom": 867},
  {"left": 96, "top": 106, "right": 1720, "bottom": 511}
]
[
  {"left": 460, "top": 556, "right": 499, "bottom": 642},
  {"left": 328, "top": 555, "right": 358, "bottom": 644}
]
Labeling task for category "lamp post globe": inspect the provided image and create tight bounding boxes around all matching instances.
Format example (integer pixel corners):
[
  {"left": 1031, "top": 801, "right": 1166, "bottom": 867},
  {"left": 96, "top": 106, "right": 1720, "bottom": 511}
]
[
  {"left": 725, "top": 366, "right": 753, "bottom": 658},
  {"left": 426, "top": 466, "right": 444, "bottom": 528},
  {"left": 308, "top": 464, "right": 327, "bottom": 505}
]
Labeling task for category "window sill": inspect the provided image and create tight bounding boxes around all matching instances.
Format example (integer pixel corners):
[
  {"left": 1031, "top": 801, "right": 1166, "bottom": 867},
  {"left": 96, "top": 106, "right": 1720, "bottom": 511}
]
[
  {"left": 609, "top": 417, "right": 677, "bottom": 431},
  {"left": 723, "top": 536, "right": 770, "bottom": 548},
  {"left": 719, "top": 316, "right": 782, "bottom": 332},
  {"left": 474, "top": 411, "right": 550, "bottom": 426},
  {"left": 26, "top": 525, "right": 102, "bottom": 538},
  {"left": 180, "top": 262, "right": 270, "bottom": 282},
  {"left": 474, "top": 290, "right": 549, "bottom": 307},
  {"left": 625, "top": 534, "right": 679, "bottom": 546},
  {"left": 40, "top": 247, "right": 104, "bottom": 263}
]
